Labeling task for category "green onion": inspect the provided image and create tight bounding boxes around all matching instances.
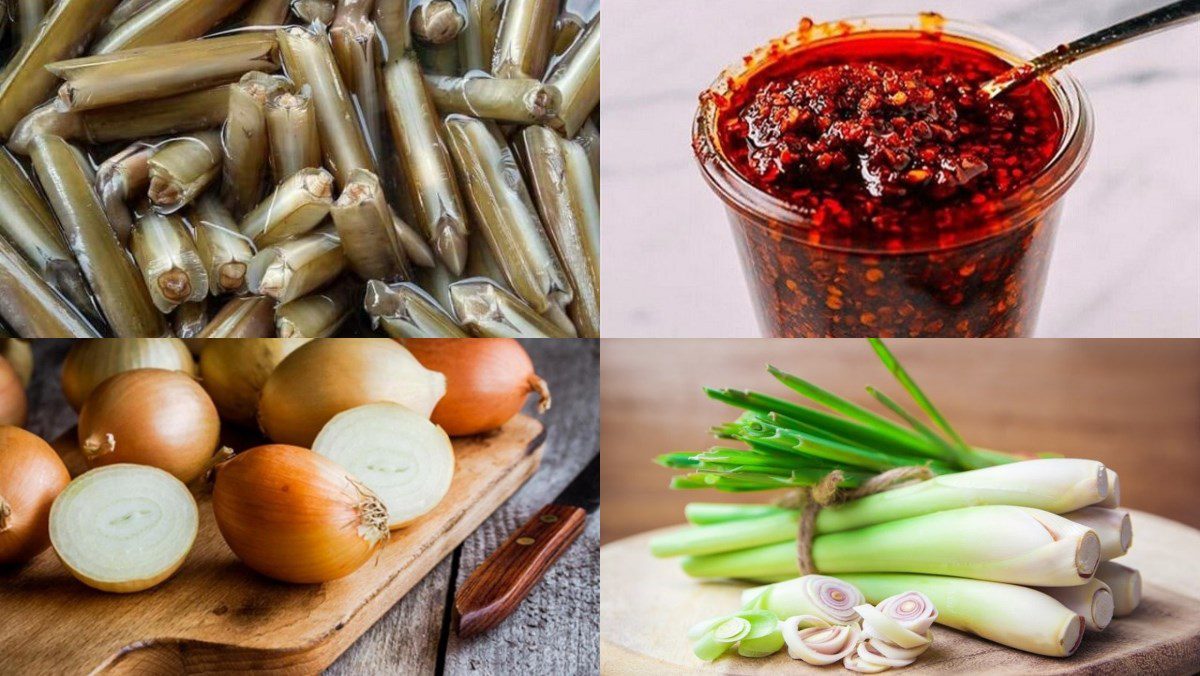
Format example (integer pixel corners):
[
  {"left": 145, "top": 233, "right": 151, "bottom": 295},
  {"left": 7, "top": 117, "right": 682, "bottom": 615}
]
[
  {"left": 677, "top": 506, "right": 1100, "bottom": 587},
  {"left": 839, "top": 573, "right": 1085, "bottom": 657}
]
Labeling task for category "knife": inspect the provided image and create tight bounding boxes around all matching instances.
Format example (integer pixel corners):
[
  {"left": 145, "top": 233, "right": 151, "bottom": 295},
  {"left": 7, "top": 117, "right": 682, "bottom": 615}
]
[{"left": 454, "top": 452, "right": 599, "bottom": 637}]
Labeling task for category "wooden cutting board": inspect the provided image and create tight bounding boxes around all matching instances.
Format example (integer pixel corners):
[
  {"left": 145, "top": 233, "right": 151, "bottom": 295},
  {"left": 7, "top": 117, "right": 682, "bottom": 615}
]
[
  {"left": 600, "top": 510, "right": 1200, "bottom": 675},
  {"left": 0, "top": 415, "right": 546, "bottom": 675}
]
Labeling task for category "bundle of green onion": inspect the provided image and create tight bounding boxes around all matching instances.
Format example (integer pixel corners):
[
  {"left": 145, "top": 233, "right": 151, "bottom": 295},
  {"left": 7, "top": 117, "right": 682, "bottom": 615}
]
[{"left": 652, "top": 339, "right": 1143, "bottom": 659}]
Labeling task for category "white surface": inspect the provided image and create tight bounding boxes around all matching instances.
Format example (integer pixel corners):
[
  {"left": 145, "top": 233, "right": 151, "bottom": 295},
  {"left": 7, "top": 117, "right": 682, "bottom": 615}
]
[{"left": 600, "top": 0, "right": 1200, "bottom": 337}]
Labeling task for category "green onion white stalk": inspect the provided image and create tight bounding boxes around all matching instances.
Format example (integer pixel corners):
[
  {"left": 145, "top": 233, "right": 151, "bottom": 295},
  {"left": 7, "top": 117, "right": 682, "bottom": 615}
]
[
  {"left": 1063, "top": 507, "right": 1131, "bottom": 561},
  {"left": 363, "top": 280, "right": 469, "bottom": 338},
  {"left": 1036, "top": 578, "right": 1113, "bottom": 631},
  {"left": 741, "top": 574, "right": 864, "bottom": 624},
  {"left": 678, "top": 506, "right": 1101, "bottom": 586},
  {"left": 651, "top": 459, "right": 1110, "bottom": 559},
  {"left": 1100, "top": 471, "right": 1120, "bottom": 508},
  {"left": 130, "top": 212, "right": 210, "bottom": 313},
  {"left": 1094, "top": 561, "right": 1141, "bottom": 617},
  {"left": 839, "top": 573, "right": 1085, "bottom": 657}
]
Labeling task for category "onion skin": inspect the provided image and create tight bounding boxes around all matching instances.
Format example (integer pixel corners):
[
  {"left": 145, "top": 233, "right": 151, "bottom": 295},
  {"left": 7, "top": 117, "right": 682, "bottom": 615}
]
[
  {"left": 78, "top": 369, "right": 221, "bottom": 484},
  {"left": 0, "top": 339, "right": 33, "bottom": 388},
  {"left": 259, "top": 339, "right": 446, "bottom": 447},
  {"left": 199, "top": 338, "right": 310, "bottom": 426},
  {"left": 212, "top": 445, "right": 389, "bottom": 583},
  {"left": 61, "top": 338, "right": 196, "bottom": 410},
  {"left": 0, "top": 357, "right": 27, "bottom": 427},
  {"left": 0, "top": 427, "right": 71, "bottom": 565},
  {"left": 402, "top": 338, "right": 550, "bottom": 436},
  {"left": 50, "top": 427, "right": 89, "bottom": 478}
]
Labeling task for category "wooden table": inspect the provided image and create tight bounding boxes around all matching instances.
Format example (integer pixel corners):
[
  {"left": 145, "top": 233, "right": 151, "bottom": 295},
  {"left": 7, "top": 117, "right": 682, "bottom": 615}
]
[{"left": 23, "top": 339, "right": 600, "bottom": 676}]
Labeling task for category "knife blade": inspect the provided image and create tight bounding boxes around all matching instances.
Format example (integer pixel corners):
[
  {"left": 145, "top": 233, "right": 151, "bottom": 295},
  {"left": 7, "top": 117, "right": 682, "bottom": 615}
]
[{"left": 454, "top": 452, "right": 599, "bottom": 637}]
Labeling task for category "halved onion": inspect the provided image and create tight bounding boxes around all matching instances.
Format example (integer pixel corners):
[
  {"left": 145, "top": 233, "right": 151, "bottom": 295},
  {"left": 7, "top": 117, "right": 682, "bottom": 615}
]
[
  {"left": 61, "top": 338, "right": 195, "bottom": 410},
  {"left": 78, "top": 369, "right": 221, "bottom": 484},
  {"left": 212, "top": 444, "right": 389, "bottom": 583},
  {"left": 258, "top": 339, "right": 446, "bottom": 447},
  {"left": 312, "top": 403, "right": 455, "bottom": 528},
  {"left": 198, "top": 338, "right": 309, "bottom": 426},
  {"left": 0, "top": 427, "right": 71, "bottom": 565},
  {"left": 49, "top": 464, "right": 198, "bottom": 592}
]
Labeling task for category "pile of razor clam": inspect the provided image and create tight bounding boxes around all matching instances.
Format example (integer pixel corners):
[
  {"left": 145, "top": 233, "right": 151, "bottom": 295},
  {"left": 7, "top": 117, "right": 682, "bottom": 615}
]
[{"left": 0, "top": 0, "right": 599, "bottom": 338}]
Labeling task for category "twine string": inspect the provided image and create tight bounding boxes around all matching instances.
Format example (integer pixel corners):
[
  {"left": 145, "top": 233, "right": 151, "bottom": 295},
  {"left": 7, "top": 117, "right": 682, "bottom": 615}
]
[{"left": 775, "top": 466, "right": 935, "bottom": 575}]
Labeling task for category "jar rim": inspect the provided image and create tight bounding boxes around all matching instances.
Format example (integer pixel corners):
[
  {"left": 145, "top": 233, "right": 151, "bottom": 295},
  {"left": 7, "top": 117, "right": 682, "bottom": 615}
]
[{"left": 692, "top": 14, "right": 1095, "bottom": 256}]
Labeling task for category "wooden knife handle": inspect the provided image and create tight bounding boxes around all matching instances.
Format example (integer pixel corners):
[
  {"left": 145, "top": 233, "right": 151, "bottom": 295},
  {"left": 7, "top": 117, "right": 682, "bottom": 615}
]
[{"left": 454, "top": 504, "right": 587, "bottom": 638}]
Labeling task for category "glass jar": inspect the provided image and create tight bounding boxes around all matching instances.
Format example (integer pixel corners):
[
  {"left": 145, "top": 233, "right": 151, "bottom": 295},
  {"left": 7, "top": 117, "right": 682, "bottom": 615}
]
[{"left": 693, "top": 15, "right": 1094, "bottom": 337}]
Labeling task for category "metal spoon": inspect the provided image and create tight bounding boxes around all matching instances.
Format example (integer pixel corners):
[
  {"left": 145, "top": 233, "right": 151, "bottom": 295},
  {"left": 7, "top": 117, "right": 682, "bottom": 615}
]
[{"left": 981, "top": 0, "right": 1200, "bottom": 99}]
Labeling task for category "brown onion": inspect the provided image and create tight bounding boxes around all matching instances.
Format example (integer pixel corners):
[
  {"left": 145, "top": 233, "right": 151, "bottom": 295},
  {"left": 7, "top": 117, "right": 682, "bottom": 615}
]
[
  {"left": 61, "top": 338, "right": 196, "bottom": 410},
  {"left": 212, "top": 444, "right": 389, "bottom": 583},
  {"left": 50, "top": 427, "right": 89, "bottom": 478},
  {"left": 402, "top": 338, "right": 550, "bottom": 436},
  {"left": 0, "top": 339, "right": 33, "bottom": 388},
  {"left": 0, "top": 356, "right": 26, "bottom": 427},
  {"left": 78, "top": 369, "right": 221, "bottom": 484},
  {"left": 258, "top": 339, "right": 446, "bottom": 447},
  {"left": 0, "top": 427, "right": 71, "bottom": 565},
  {"left": 199, "top": 338, "right": 310, "bottom": 426}
]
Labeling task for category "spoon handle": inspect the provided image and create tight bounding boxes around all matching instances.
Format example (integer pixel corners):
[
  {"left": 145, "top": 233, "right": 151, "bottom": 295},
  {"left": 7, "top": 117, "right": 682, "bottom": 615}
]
[{"left": 983, "top": 0, "right": 1200, "bottom": 98}]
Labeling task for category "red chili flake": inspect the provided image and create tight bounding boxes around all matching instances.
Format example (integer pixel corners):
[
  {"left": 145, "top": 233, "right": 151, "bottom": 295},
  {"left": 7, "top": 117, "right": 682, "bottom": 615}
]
[{"left": 710, "top": 31, "right": 1064, "bottom": 337}]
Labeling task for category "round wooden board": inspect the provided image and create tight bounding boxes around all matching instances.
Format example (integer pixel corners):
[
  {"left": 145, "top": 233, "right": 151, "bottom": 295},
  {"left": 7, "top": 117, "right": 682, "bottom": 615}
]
[{"left": 600, "top": 510, "right": 1200, "bottom": 675}]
